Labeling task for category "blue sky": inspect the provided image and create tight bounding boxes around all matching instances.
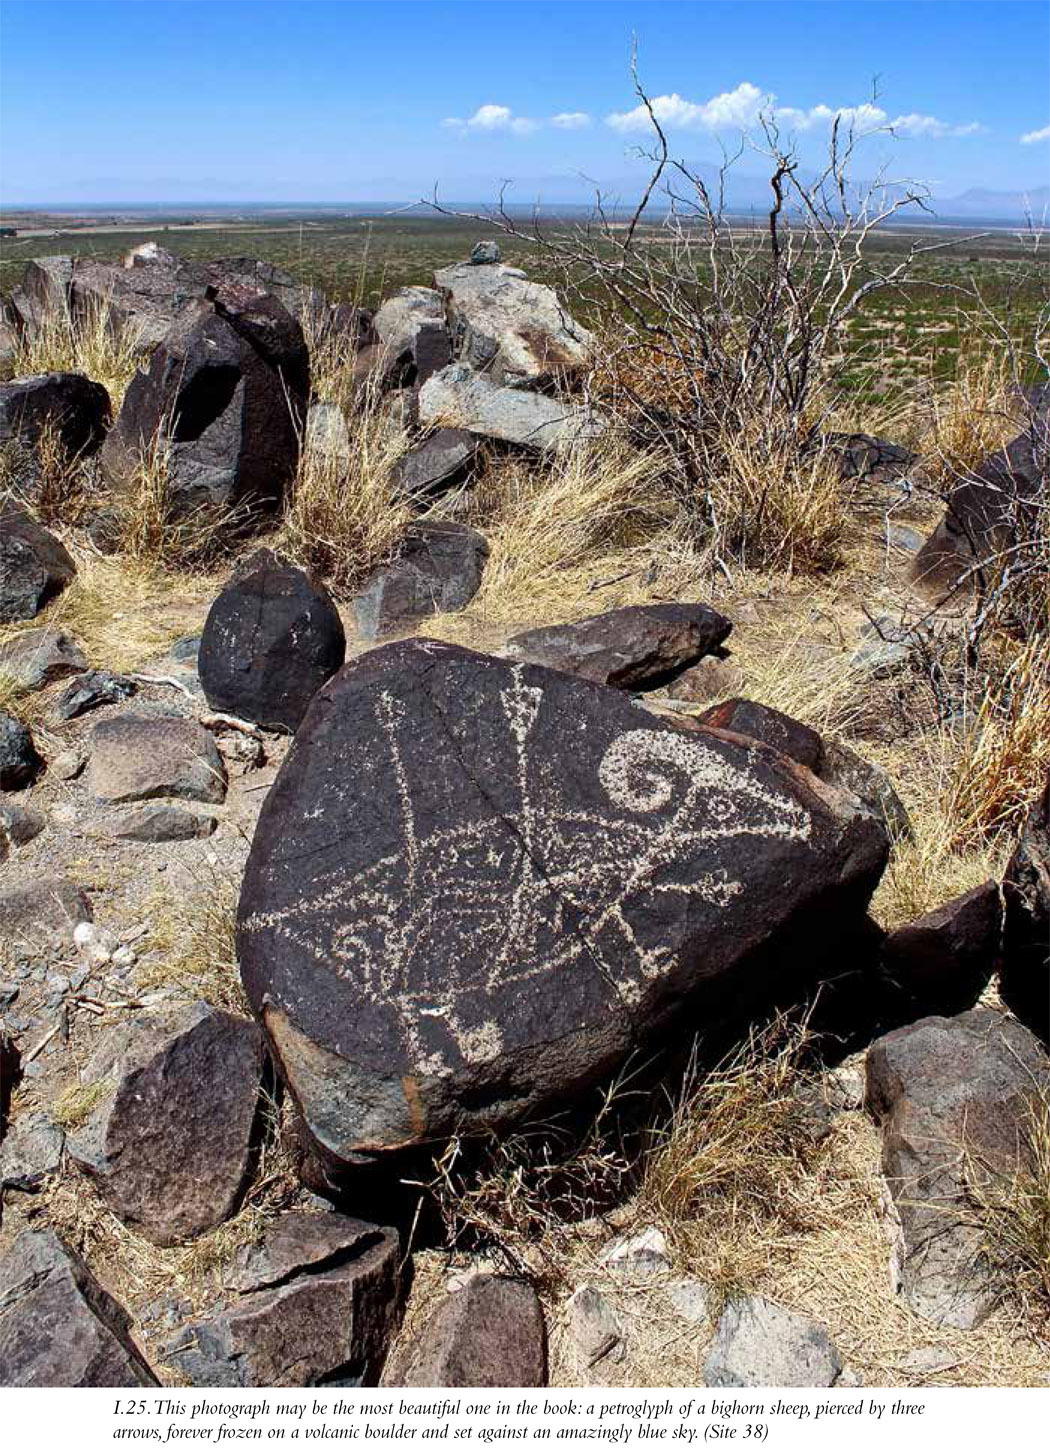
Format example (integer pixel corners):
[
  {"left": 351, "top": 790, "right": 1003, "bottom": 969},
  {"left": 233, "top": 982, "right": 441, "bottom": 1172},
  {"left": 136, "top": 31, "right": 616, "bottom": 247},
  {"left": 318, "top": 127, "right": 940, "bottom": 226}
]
[{"left": 1, "top": 0, "right": 1048, "bottom": 206}]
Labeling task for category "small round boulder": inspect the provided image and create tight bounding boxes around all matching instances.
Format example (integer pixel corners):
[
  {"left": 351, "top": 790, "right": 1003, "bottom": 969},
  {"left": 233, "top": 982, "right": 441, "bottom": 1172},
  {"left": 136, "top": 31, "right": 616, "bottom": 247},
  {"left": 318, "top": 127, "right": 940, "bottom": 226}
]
[{"left": 199, "top": 551, "right": 346, "bottom": 733}]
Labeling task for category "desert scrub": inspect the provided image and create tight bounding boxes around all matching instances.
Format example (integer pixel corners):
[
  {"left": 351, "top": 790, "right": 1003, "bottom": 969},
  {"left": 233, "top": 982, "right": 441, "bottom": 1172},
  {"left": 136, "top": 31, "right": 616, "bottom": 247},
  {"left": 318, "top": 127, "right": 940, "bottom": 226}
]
[{"left": 9, "top": 296, "right": 142, "bottom": 408}]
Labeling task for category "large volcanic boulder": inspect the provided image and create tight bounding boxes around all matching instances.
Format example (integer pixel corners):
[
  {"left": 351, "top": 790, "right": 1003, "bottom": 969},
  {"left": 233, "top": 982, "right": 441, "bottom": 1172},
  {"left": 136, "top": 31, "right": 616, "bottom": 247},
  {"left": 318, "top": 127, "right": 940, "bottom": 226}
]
[
  {"left": 237, "top": 640, "right": 888, "bottom": 1171},
  {"left": 0, "top": 504, "right": 76, "bottom": 622},
  {"left": 1002, "top": 777, "right": 1049, "bottom": 1041},
  {"left": 199, "top": 552, "right": 346, "bottom": 732},
  {"left": 434, "top": 258, "right": 594, "bottom": 385},
  {"left": 99, "top": 287, "right": 308, "bottom": 521},
  {"left": 506, "top": 603, "right": 732, "bottom": 691},
  {"left": 0, "top": 372, "right": 110, "bottom": 457}
]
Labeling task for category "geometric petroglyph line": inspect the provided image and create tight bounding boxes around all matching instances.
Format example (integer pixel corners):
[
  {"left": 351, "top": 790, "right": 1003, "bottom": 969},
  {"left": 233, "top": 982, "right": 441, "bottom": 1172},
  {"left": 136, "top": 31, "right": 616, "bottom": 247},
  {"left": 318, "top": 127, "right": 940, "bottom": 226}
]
[{"left": 244, "top": 667, "right": 813, "bottom": 1073}]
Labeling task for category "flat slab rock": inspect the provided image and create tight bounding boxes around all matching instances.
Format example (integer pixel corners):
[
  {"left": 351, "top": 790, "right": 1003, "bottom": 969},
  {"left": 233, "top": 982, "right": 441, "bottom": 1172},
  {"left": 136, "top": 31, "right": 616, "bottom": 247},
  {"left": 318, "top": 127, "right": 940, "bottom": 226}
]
[
  {"left": 168, "top": 1211, "right": 401, "bottom": 1386},
  {"left": 866, "top": 1006, "right": 1049, "bottom": 1328},
  {"left": 88, "top": 714, "right": 227, "bottom": 804},
  {"left": 419, "top": 364, "right": 605, "bottom": 451},
  {"left": 383, "top": 1275, "right": 546, "bottom": 1386},
  {"left": 237, "top": 639, "right": 887, "bottom": 1168},
  {"left": 66, "top": 1000, "right": 268, "bottom": 1245},
  {"left": 704, "top": 1296, "right": 843, "bottom": 1387},
  {"left": 0, "top": 1229, "right": 156, "bottom": 1386},
  {"left": 390, "top": 427, "right": 478, "bottom": 501},
  {"left": 87, "top": 802, "right": 217, "bottom": 842},
  {"left": 506, "top": 603, "right": 732, "bottom": 690}
]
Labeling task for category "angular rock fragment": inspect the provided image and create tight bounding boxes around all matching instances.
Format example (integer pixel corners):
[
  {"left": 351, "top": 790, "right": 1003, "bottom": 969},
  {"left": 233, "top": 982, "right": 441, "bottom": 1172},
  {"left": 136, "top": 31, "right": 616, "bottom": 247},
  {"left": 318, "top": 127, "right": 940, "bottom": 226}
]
[
  {"left": 0, "top": 1229, "right": 157, "bottom": 1386},
  {"left": 696, "top": 697, "right": 822, "bottom": 770},
  {"left": 0, "top": 505, "right": 76, "bottom": 623},
  {"left": 0, "top": 795, "right": 44, "bottom": 857},
  {"left": 420, "top": 364, "right": 605, "bottom": 450},
  {"left": 0, "top": 713, "right": 41, "bottom": 790},
  {"left": 66, "top": 1000, "right": 268, "bottom": 1245},
  {"left": 389, "top": 427, "right": 478, "bottom": 502},
  {"left": 1001, "top": 777, "right": 1049, "bottom": 1042},
  {"left": 434, "top": 259, "right": 594, "bottom": 385},
  {"left": 566, "top": 1285, "right": 622, "bottom": 1369},
  {"left": 866, "top": 1006, "right": 1049, "bottom": 1328},
  {"left": 352, "top": 521, "right": 489, "bottom": 639},
  {"left": 0, "top": 626, "right": 87, "bottom": 690},
  {"left": 374, "top": 286, "right": 450, "bottom": 383},
  {"left": 168, "top": 1211, "right": 400, "bottom": 1386},
  {"left": 51, "top": 668, "right": 136, "bottom": 722},
  {"left": 384, "top": 1275, "right": 546, "bottom": 1387},
  {"left": 881, "top": 881, "right": 1000, "bottom": 1015},
  {"left": 507, "top": 604, "right": 732, "bottom": 691},
  {"left": 237, "top": 640, "right": 888, "bottom": 1171},
  {"left": 704, "top": 1296, "right": 842, "bottom": 1387},
  {"left": 0, "top": 1108, "right": 64, "bottom": 1192},
  {"left": 87, "top": 803, "right": 217, "bottom": 843},
  {"left": 88, "top": 715, "right": 226, "bottom": 804},
  {"left": 199, "top": 552, "right": 346, "bottom": 732}
]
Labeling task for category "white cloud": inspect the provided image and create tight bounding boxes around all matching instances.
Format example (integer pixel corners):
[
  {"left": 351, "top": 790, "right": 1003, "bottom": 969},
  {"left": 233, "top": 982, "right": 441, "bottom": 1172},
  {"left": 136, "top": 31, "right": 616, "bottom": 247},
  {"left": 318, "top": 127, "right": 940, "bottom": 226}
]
[
  {"left": 551, "top": 111, "right": 592, "bottom": 130},
  {"left": 605, "top": 83, "right": 980, "bottom": 140},
  {"left": 606, "top": 83, "right": 766, "bottom": 134},
  {"left": 443, "top": 104, "right": 538, "bottom": 136},
  {"left": 1021, "top": 123, "right": 1050, "bottom": 144}
]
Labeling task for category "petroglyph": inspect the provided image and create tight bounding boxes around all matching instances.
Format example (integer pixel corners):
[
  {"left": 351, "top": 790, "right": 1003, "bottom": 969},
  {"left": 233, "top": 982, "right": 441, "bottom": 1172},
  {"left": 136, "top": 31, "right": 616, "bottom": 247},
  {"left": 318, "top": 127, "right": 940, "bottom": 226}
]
[{"left": 242, "top": 664, "right": 812, "bottom": 1075}]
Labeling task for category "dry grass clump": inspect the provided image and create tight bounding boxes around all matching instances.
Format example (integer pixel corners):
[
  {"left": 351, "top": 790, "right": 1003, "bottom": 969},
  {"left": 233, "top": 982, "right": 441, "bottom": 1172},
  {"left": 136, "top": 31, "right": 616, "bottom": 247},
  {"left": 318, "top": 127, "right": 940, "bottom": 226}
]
[
  {"left": 280, "top": 382, "right": 411, "bottom": 595},
  {"left": 136, "top": 863, "right": 248, "bottom": 1016},
  {"left": 965, "top": 1088, "right": 1050, "bottom": 1319},
  {"left": 941, "top": 633, "right": 1050, "bottom": 849},
  {"left": 704, "top": 428, "right": 847, "bottom": 577},
  {"left": 51, "top": 1077, "right": 114, "bottom": 1130},
  {"left": 10, "top": 298, "right": 142, "bottom": 408},
  {"left": 640, "top": 1020, "right": 848, "bottom": 1300},
  {"left": 919, "top": 350, "right": 1019, "bottom": 492}
]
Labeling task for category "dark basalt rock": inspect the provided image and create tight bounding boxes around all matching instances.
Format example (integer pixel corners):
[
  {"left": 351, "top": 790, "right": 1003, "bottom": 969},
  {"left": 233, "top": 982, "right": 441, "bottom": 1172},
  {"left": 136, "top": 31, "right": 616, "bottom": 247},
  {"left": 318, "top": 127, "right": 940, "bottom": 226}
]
[
  {"left": 0, "top": 625, "right": 88, "bottom": 689},
  {"left": 100, "top": 289, "right": 308, "bottom": 524},
  {"left": 506, "top": 603, "right": 733, "bottom": 690},
  {"left": 0, "top": 504, "right": 76, "bottom": 623},
  {"left": 695, "top": 698, "right": 822, "bottom": 770},
  {"left": 88, "top": 714, "right": 227, "bottom": 804},
  {"left": 352, "top": 521, "right": 489, "bottom": 640},
  {"left": 0, "top": 1229, "right": 157, "bottom": 1386},
  {"left": 0, "top": 371, "right": 110, "bottom": 457},
  {"left": 237, "top": 639, "right": 888, "bottom": 1172},
  {"left": 881, "top": 881, "right": 1000, "bottom": 1015},
  {"left": 911, "top": 421, "right": 1047, "bottom": 600},
  {"left": 0, "top": 712, "right": 41, "bottom": 790},
  {"left": 866, "top": 1006, "right": 1049, "bottom": 1328},
  {"left": 65, "top": 1000, "right": 269, "bottom": 1246},
  {"left": 199, "top": 552, "right": 346, "bottom": 733},
  {"left": 389, "top": 427, "right": 478, "bottom": 503},
  {"left": 383, "top": 1275, "right": 546, "bottom": 1387},
  {"left": 167, "top": 1212, "right": 401, "bottom": 1387},
  {"left": 1002, "top": 777, "right": 1049, "bottom": 1041},
  {"left": 51, "top": 669, "right": 137, "bottom": 722}
]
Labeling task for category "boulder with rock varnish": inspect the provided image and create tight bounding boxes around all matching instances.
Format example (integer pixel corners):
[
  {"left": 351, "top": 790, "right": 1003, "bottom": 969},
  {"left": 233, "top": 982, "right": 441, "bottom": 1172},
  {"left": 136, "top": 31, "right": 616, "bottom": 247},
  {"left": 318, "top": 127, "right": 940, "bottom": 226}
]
[
  {"left": 236, "top": 639, "right": 888, "bottom": 1172},
  {"left": 434, "top": 259, "right": 594, "bottom": 385},
  {"left": 866, "top": 1006, "right": 1049, "bottom": 1328},
  {"left": 0, "top": 504, "right": 76, "bottom": 622},
  {"left": 0, "top": 713, "right": 41, "bottom": 790},
  {"left": 0, "top": 1230, "right": 157, "bottom": 1386},
  {"left": 506, "top": 603, "right": 732, "bottom": 691},
  {"left": 1002, "top": 777, "right": 1049, "bottom": 1041},
  {"left": 0, "top": 372, "right": 110, "bottom": 457},
  {"left": 420, "top": 364, "right": 605, "bottom": 450},
  {"left": 696, "top": 697, "right": 822, "bottom": 770},
  {"left": 88, "top": 714, "right": 226, "bottom": 804},
  {"left": 168, "top": 1212, "right": 400, "bottom": 1386},
  {"left": 65, "top": 1000, "right": 268, "bottom": 1245},
  {"left": 384, "top": 1275, "right": 546, "bottom": 1387},
  {"left": 352, "top": 521, "right": 489, "bottom": 640},
  {"left": 100, "top": 289, "right": 308, "bottom": 524},
  {"left": 199, "top": 552, "right": 346, "bottom": 732},
  {"left": 390, "top": 427, "right": 478, "bottom": 502}
]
